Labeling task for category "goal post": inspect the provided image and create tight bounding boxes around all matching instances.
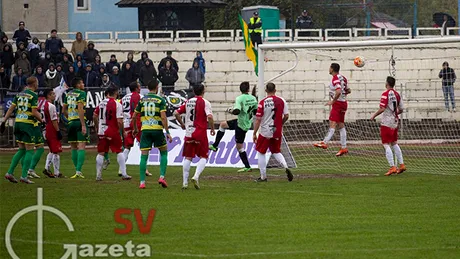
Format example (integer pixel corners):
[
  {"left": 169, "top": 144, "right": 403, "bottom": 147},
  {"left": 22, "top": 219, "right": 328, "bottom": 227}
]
[{"left": 256, "top": 37, "right": 460, "bottom": 175}]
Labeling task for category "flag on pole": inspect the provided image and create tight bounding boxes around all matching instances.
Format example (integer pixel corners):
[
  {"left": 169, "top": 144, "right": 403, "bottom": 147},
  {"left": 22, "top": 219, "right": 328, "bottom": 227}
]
[{"left": 238, "top": 15, "right": 258, "bottom": 76}]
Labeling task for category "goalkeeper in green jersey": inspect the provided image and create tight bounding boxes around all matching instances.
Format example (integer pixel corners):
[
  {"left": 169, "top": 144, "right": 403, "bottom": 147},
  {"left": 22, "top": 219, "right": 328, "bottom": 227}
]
[{"left": 209, "top": 81, "right": 258, "bottom": 172}]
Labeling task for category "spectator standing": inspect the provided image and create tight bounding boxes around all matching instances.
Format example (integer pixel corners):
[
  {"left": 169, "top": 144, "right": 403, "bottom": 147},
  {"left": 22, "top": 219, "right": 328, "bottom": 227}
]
[
  {"left": 0, "top": 65, "right": 11, "bottom": 89},
  {"left": 111, "top": 67, "right": 121, "bottom": 87},
  {"left": 106, "top": 54, "right": 120, "bottom": 74},
  {"left": 38, "top": 42, "right": 47, "bottom": 60},
  {"left": 0, "top": 34, "right": 8, "bottom": 53},
  {"left": 84, "top": 64, "right": 98, "bottom": 87},
  {"left": 83, "top": 41, "right": 99, "bottom": 64},
  {"left": 296, "top": 10, "right": 313, "bottom": 29},
  {"left": 139, "top": 59, "right": 157, "bottom": 86},
  {"left": 45, "top": 29, "right": 64, "bottom": 60},
  {"left": 45, "top": 63, "right": 62, "bottom": 88},
  {"left": 100, "top": 73, "right": 116, "bottom": 88},
  {"left": 158, "top": 51, "right": 179, "bottom": 72},
  {"left": 75, "top": 60, "right": 86, "bottom": 78},
  {"left": 96, "top": 65, "right": 107, "bottom": 86},
  {"left": 61, "top": 54, "right": 73, "bottom": 73},
  {"left": 71, "top": 32, "right": 87, "bottom": 58},
  {"left": 122, "top": 52, "right": 136, "bottom": 73},
  {"left": 56, "top": 47, "right": 73, "bottom": 64},
  {"left": 34, "top": 66, "right": 46, "bottom": 88},
  {"left": 15, "top": 52, "right": 31, "bottom": 76},
  {"left": 28, "top": 37, "right": 41, "bottom": 70},
  {"left": 439, "top": 61, "right": 457, "bottom": 112},
  {"left": 92, "top": 55, "right": 103, "bottom": 72},
  {"left": 73, "top": 54, "right": 86, "bottom": 71},
  {"left": 158, "top": 60, "right": 178, "bottom": 93},
  {"left": 0, "top": 25, "right": 6, "bottom": 46},
  {"left": 186, "top": 60, "right": 205, "bottom": 88},
  {"left": 136, "top": 52, "right": 149, "bottom": 75},
  {"left": 193, "top": 51, "right": 206, "bottom": 75},
  {"left": 249, "top": 12, "right": 262, "bottom": 47},
  {"left": 12, "top": 68, "right": 27, "bottom": 91},
  {"left": 0, "top": 44, "right": 15, "bottom": 77},
  {"left": 56, "top": 63, "right": 65, "bottom": 78},
  {"left": 40, "top": 52, "right": 53, "bottom": 72},
  {"left": 12, "top": 21, "right": 31, "bottom": 48},
  {"left": 65, "top": 66, "right": 76, "bottom": 87},
  {"left": 120, "top": 62, "right": 137, "bottom": 89},
  {"left": 15, "top": 42, "right": 29, "bottom": 61}
]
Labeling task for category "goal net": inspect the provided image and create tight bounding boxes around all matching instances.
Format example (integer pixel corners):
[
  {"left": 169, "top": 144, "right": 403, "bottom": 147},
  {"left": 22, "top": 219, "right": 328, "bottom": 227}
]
[{"left": 258, "top": 37, "right": 460, "bottom": 175}]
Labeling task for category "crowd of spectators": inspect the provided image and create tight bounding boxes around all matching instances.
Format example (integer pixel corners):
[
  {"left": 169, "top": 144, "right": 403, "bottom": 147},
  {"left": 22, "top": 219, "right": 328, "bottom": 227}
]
[{"left": 0, "top": 23, "right": 207, "bottom": 93}]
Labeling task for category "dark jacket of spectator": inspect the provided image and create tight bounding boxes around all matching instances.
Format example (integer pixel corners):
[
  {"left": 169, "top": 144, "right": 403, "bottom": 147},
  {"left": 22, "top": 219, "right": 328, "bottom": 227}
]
[
  {"left": 12, "top": 69, "right": 27, "bottom": 91},
  {"left": 193, "top": 51, "right": 206, "bottom": 74},
  {"left": 13, "top": 26, "right": 31, "bottom": 48},
  {"left": 0, "top": 44, "right": 15, "bottom": 70},
  {"left": 96, "top": 65, "right": 107, "bottom": 86},
  {"left": 158, "top": 54, "right": 179, "bottom": 72},
  {"left": 100, "top": 73, "right": 117, "bottom": 88},
  {"left": 122, "top": 52, "right": 136, "bottom": 73},
  {"left": 82, "top": 41, "right": 99, "bottom": 64},
  {"left": 15, "top": 42, "right": 29, "bottom": 61},
  {"left": 33, "top": 67, "right": 46, "bottom": 88},
  {"left": 75, "top": 61, "right": 86, "bottom": 78},
  {"left": 0, "top": 66, "right": 11, "bottom": 89},
  {"left": 84, "top": 65, "right": 98, "bottom": 87},
  {"left": 15, "top": 52, "right": 31, "bottom": 76},
  {"left": 139, "top": 59, "right": 157, "bottom": 86},
  {"left": 39, "top": 52, "right": 53, "bottom": 73},
  {"left": 0, "top": 34, "right": 9, "bottom": 56},
  {"left": 110, "top": 67, "right": 121, "bottom": 87},
  {"left": 65, "top": 67, "right": 76, "bottom": 87},
  {"left": 186, "top": 61, "right": 205, "bottom": 87},
  {"left": 439, "top": 65, "right": 457, "bottom": 86},
  {"left": 45, "top": 36, "right": 64, "bottom": 56},
  {"left": 136, "top": 52, "right": 149, "bottom": 76},
  {"left": 56, "top": 48, "right": 73, "bottom": 64},
  {"left": 92, "top": 55, "right": 103, "bottom": 73},
  {"left": 296, "top": 11, "right": 313, "bottom": 29},
  {"left": 61, "top": 54, "right": 73, "bottom": 73},
  {"left": 106, "top": 55, "right": 120, "bottom": 74},
  {"left": 158, "top": 66, "right": 178, "bottom": 86},
  {"left": 28, "top": 38, "right": 41, "bottom": 71},
  {"left": 56, "top": 63, "right": 66, "bottom": 79},
  {"left": 120, "top": 63, "right": 137, "bottom": 88},
  {"left": 45, "top": 63, "right": 62, "bottom": 88},
  {"left": 71, "top": 32, "right": 87, "bottom": 58}
]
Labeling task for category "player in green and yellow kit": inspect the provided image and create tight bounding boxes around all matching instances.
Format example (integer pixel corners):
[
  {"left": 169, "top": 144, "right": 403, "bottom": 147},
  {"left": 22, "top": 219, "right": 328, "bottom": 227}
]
[
  {"left": 209, "top": 81, "right": 258, "bottom": 172},
  {"left": 63, "top": 77, "right": 89, "bottom": 178},
  {"left": 132, "top": 79, "right": 172, "bottom": 189},
  {"left": 1, "top": 77, "right": 44, "bottom": 184}
]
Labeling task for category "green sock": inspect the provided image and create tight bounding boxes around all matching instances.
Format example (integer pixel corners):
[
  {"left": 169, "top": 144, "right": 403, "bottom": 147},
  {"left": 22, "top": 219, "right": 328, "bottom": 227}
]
[
  {"left": 22, "top": 150, "right": 34, "bottom": 178},
  {"left": 29, "top": 147, "right": 44, "bottom": 170},
  {"left": 71, "top": 149, "right": 78, "bottom": 169},
  {"left": 160, "top": 150, "right": 168, "bottom": 178},
  {"left": 7, "top": 149, "right": 26, "bottom": 175},
  {"left": 140, "top": 154, "right": 148, "bottom": 182},
  {"left": 104, "top": 153, "right": 109, "bottom": 160},
  {"left": 77, "top": 150, "right": 86, "bottom": 172}
]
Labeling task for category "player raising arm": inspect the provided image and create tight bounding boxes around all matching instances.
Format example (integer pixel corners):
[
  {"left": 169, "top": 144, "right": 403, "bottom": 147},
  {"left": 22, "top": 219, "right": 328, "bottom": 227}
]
[
  {"left": 252, "top": 83, "right": 293, "bottom": 182},
  {"left": 1, "top": 77, "right": 44, "bottom": 184},
  {"left": 133, "top": 80, "right": 172, "bottom": 189},
  {"left": 370, "top": 76, "right": 406, "bottom": 176},
  {"left": 174, "top": 84, "right": 215, "bottom": 190}
]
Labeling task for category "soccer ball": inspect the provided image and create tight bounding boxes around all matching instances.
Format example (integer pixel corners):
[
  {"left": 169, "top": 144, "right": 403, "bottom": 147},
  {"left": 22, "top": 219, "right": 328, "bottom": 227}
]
[{"left": 354, "top": 56, "right": 365, "bottom": 68}]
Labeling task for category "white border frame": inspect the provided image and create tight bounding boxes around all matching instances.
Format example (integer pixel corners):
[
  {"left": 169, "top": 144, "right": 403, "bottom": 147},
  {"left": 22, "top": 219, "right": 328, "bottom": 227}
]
[{"left": 74, "top": 0, "right": 91, "bottom": 13}]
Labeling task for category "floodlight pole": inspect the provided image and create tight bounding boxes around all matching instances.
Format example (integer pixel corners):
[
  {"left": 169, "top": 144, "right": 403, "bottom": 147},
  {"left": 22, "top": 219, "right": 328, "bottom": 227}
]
[{"left": 257, "top": 46, "right": 265, "bottom": 101}]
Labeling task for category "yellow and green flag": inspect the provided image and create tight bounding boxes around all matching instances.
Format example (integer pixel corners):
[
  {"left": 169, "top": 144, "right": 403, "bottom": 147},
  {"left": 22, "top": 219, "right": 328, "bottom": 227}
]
[{"left": 238, "top": 15, "right": 258, "bottom": 76}]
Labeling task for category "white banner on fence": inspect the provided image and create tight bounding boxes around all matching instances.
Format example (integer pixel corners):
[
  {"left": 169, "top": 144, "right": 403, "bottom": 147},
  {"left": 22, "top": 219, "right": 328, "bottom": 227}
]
[{"left": 127, "top": 129, "right": 263, "bottom": 167}]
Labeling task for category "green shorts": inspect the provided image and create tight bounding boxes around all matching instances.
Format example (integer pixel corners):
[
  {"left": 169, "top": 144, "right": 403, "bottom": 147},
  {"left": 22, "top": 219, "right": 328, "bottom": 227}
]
[
  {"left": 33, "top": 126, "right": 44, "bottom": 145},
  {"left": 14, "top": 122, "right": 35, "bottom": 145},
  {"left": 140, "top": 130, "right": 167, "bottom": 151},
  {"left": 67, "top": 120, "right": 89, "bottom": 143}
]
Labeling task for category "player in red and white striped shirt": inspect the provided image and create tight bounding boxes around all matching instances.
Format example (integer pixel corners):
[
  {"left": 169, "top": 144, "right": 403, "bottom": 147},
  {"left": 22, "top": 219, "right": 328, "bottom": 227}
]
[
  {"left": 174, "top": 84, "right": 215, "bottom": 189},
  {"left": 252, "top": 83, "right": 293, "bottom": 182},
  {"left": 314, "top": 63, "right": 351, "bottom": 156},
  {"left": 371, "top": 76, "right": 406, "bottom": 176}
]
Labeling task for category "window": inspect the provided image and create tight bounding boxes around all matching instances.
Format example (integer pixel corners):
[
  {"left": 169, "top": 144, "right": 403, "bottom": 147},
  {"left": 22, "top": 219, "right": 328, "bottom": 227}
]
[{"left": 75, "top": 0, "right": 91, "bottom": 12}]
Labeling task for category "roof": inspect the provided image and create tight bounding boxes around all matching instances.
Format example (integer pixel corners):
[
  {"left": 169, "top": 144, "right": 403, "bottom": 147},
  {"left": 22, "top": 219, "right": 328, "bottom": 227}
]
[{"left": 116, "top": 0, "right": 226, "bottom": 7}]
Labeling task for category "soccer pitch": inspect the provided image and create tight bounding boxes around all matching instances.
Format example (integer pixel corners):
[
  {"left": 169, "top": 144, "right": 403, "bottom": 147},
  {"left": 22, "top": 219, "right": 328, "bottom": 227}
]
[{"left": 1, "top": 151, "right": 460, "bottom": 259}]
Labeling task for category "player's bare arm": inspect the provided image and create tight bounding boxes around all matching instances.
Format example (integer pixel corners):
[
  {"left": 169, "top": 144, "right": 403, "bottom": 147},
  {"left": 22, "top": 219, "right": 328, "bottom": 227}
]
[
  {"left": 118, "top": 117, "right": 126, "bottom": 138},
  {"left": 252, "top": 117, "right": 262, "bottom": 143},
  {"left": 370, "top": 107, "right": 386, "bottom": 120},
  {"left": 160, "top": 111, "right": 172, "bottom": 143},
  {"left": 282, "top": 114, "right": 289, "bottom": 124},
  {"left": 208, "top": 114, "right": 215, "bottom": 136},
  {"left": 93, "top": 113, "right": 99, "bottom": 135},
  {"left": 0, "top": 104, "right": 17, "bottom": 133},
  {"left": 77, "top": 103, "right": 86, "bottom": 135},
  {"left": 32, "top": 107, "right": 44, "bottom": 123},
  {"left": 132, "top": 111, "right": 139, "bottom": 136},
  {"left": 173, "top": 111, "right": 185, "bottom": 129},
  {"left": 326, "top": 89, "right": 341, "bottom": 106},
  {"left": 62, "top": 104, "right": 68, "bottom": 119}
]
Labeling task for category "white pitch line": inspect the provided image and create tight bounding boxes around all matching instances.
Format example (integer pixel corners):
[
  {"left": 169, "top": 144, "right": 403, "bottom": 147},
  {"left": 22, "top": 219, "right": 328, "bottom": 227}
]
[{"left": 205, "top": 184, "right": 344, "bottom": 196}]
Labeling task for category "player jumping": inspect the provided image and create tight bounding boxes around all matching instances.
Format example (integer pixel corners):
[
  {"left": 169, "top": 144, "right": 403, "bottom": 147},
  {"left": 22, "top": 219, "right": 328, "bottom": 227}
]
[
  {"left": 370, "top": 76, "right": 406, "bottom": 176},
  {"left": 209, "top": 81, "right": 258, "bottom": 172},
  {"left": 1, "top": 77, "right": 43, "bottom": 184},
  {"left": 41, "top": 89, "right": 63, "bottom": 178},
  {"left": 314, "top": 63, "right": 350, "bottom": 156},
  {"left": 63, "top": 77, "right": 89, "bottom": 179},
  {"left": 133, "top": 80, "right": 172, "bottom": 189},
  {"left": 94, "top": 86, "right": 132, "bottom": 181},
  {"left": 174, "top": 84, "right": 215, "bottom": 190},
  {"left": 121, "top": 81, "right": 152, "bottom": 176},
  {"left": 253, "top": 83, "right": 293, "bottom": 182}
]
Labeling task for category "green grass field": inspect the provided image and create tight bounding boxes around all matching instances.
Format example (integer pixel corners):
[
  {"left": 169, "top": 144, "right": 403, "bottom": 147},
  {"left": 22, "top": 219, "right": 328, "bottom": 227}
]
[{"left": 1, "top": 150, "right": 460, "bottom": 259}]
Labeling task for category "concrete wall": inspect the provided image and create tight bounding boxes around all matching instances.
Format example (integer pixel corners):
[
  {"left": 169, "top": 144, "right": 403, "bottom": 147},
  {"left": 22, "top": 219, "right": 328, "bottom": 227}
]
[
  {"left": 68, "top": 0, "right": 138, "bottom": 34},
  {"left": 2, "top": 0, "right": 68, "bottom": 32}
]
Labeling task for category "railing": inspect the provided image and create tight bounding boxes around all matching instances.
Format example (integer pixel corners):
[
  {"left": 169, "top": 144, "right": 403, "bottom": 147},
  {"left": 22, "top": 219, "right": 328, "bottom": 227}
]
[{"left": 3, "top": 28, "right": 459, "bottom": 45}]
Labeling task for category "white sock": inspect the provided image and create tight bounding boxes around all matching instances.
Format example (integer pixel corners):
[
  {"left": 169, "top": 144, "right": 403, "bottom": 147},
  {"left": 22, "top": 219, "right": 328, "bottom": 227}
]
[
  {"left": 257, "top": 152, "right": 267, "bottom": 179},
  {"left": 323, "top": 128, "right": 335, "bottom": 143},
  {"left": 392, "top": 144, "right": 404, "bottom": 165},
  {"left": 117, "top": 153, "right": 127, "bottom": 177},
  {"left": 383, "top": 144, "right": 395, "bottom": 167},
  {"left": 45, "top": 153, "right": 53, "bottom": 170},
  {"left": 218, "top": 126, "right": 225, "bottom": 132},
  {"left": 272, "top": 153, "right": 288, "bottom": 169},
  {"left": 96, "top": 154, "right": 105, "bottom": 178},
  {"left": 339, "top": 127, "right": 347, "bottom": 148},
  {"left": 53, "top": 154, "right": 60, "bottom": 176},
  {"left": 123, "top": 148, "right": 130, "bottom": 162},
  {"left": 183, "top": 159, "right": 192, "bottom": 186},
  {"left": 193, "top": 158, "right": 207, "bottom": 180}
]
